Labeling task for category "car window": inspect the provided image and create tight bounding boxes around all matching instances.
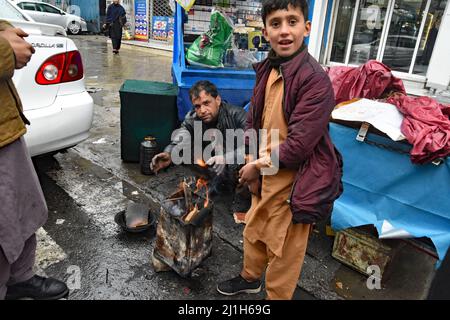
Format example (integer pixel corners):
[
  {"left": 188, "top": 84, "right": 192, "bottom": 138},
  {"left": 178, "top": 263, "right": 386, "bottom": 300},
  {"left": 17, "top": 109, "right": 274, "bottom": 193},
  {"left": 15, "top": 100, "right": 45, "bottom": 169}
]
[
  {"left": 38, "top": 3, "right": 61, "bottom": 14},
  {"left": 17, "top": 2, "right": 35, "bottom": 11},
  {"left": 17, "top": 2, "right": 30, "bottom": 11},
  {"left": 0, "top": 0, "right": 28, "bottom": 21}
]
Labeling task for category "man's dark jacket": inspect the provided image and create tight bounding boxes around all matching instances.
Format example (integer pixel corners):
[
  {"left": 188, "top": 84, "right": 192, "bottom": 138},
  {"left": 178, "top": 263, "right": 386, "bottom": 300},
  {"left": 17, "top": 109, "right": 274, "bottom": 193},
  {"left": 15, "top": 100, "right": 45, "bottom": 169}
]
[
  {"left": 248, "top": 48, "right": 343, "bottom": 224},
  {"left": 106, "top": 4, "right": 126, "bottom": 39},
  {"left": 165, "top": 102, "right": 247, "bottom": 157}
]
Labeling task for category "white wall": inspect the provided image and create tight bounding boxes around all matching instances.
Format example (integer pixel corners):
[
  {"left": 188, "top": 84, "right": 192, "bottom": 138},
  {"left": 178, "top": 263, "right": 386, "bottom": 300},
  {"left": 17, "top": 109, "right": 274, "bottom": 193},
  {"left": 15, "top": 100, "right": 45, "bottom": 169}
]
[{"left": 427, "top": 1, "right": 450, "bottom": 90}]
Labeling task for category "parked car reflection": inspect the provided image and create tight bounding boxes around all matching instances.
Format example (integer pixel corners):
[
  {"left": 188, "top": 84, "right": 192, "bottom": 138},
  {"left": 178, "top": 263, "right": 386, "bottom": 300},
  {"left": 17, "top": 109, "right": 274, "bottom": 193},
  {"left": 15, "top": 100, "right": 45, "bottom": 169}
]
[
  {"left": 350, "top": 34, "right": 422, "bottom": 71},
  {"left": 14, "top": 0, "right": 87, "bottom": 35}
]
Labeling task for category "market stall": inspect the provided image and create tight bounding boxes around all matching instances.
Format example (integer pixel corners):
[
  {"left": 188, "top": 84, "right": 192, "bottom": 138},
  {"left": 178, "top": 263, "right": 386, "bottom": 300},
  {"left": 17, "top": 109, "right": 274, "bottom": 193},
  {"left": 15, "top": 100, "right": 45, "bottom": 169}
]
[
  {"left": 172, "top": 0, "right": 315, "bottom": 121},
  {"left": 173, "top": 1, "right": 256, "bottom": 120}
]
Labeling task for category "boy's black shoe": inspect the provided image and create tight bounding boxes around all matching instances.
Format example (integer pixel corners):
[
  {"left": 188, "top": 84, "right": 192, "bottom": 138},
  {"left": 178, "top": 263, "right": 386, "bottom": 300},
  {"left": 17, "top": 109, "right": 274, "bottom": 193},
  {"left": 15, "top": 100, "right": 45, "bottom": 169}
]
[
  {"left": 217, "top": 275, "right": 262, "bottom": 296},
  {"left": 5, "top": 275, "right": 69, "bottom": 300}
]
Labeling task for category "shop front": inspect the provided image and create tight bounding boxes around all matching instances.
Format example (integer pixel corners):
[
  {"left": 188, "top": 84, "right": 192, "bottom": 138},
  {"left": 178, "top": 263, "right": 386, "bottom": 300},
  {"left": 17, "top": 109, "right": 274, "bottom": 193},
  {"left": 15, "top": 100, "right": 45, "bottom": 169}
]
[
  {"left": 320, "top": 0, "right": 450, "bottom": 92},
  {"left": 106, "top": 0, "right": 175, "bottom": 50},
  {"left": 171, "top": 0, "right": 449, "bottom": 95}
]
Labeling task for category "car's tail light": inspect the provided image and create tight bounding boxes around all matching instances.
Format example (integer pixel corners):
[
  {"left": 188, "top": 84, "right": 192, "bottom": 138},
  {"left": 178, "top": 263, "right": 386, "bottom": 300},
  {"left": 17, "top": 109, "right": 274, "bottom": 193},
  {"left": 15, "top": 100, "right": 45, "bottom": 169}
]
[{"left": 36, "top": 50, "right": 84, "bottom": 85}]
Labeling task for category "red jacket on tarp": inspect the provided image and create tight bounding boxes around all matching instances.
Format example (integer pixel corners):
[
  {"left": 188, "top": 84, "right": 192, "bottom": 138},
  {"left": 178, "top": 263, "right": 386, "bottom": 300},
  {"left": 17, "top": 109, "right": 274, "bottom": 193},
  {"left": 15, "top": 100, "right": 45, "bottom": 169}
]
[
  {"left": 326, "top": 60, "right": 406, "bottom": 104},
  {"left": 387, "top": 94, "right": 450, "bottom": 164}
]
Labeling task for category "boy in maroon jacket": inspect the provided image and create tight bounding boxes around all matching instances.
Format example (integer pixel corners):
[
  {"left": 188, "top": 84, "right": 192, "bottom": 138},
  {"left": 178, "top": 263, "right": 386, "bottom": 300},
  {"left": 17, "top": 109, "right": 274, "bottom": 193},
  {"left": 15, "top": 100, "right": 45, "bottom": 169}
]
[{"left": 217, "top": 0, "right": 343, "bottom": 300}]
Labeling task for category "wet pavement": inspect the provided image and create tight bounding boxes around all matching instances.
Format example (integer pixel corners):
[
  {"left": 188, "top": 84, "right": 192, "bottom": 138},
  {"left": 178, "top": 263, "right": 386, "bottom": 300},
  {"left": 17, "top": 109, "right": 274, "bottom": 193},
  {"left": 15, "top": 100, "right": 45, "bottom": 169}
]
[{"left": 32, "top": 35, "right": 437, "bottom": 300}]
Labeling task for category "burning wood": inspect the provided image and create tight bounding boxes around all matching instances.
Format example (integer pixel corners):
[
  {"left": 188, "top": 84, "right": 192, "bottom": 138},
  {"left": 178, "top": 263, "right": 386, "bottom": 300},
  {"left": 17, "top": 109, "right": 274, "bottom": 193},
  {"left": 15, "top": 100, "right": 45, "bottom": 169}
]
[
  {"left": 194, "top": 178, "right": 209, "bottom": 208},
  {"left": 184, "top": 206, "right": 199, "bottom": 223},
  {"left": 196, "top": 159, "right": 207, "bottom": 168},
  {"left": 182, "top": 179, "right": 192, "bottom": 214},
  {"left": 164, "top": 176, "right": 210, "bottom": 224}
]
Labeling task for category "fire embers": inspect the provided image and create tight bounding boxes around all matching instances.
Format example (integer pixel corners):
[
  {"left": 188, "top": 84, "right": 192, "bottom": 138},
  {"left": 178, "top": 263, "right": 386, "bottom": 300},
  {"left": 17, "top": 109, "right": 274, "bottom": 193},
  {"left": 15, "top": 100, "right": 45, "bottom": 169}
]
[
  {"left": 164, "top": 177, "right": 210, "bottom": 224},
  {"left": 196, "top": 159, "right": 207, "bottom": 168}
]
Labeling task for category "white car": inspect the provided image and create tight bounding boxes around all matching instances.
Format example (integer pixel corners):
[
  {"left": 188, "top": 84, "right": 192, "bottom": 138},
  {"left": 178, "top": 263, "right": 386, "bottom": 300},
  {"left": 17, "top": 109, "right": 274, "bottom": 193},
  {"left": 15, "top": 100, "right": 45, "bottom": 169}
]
[
  {"left": 15, "top": 0, "right": 87, "bottom": 35},
  {"left": 2, "top": 0, "right": 94, "bottom": 157}
]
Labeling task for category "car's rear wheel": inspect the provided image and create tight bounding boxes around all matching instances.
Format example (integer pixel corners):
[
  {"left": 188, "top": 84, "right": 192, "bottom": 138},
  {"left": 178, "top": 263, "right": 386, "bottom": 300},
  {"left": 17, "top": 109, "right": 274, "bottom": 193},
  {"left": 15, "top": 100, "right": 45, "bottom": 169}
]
[{"left": 68, "top": 21, "right": 81, "bottom": 35}]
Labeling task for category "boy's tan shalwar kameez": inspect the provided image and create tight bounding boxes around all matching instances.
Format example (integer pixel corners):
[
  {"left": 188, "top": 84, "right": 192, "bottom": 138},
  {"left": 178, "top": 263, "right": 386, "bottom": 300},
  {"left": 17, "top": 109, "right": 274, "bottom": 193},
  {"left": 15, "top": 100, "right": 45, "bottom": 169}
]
[{"left": 241, "top": 68, "right": 311, "bottom": 300}]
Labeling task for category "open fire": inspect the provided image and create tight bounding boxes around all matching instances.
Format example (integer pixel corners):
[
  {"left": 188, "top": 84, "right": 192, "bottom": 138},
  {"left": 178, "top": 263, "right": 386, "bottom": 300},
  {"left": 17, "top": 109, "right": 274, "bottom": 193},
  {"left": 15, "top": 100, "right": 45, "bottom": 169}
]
[
  {"left": 153, "top": 175, "right": 214, "bottom": 277},
  {"left": 196, "top": 159, "right": 207, "bottom": 168},
  {"left": 165, "top": 176, "right": 210, "bottom": 224}
]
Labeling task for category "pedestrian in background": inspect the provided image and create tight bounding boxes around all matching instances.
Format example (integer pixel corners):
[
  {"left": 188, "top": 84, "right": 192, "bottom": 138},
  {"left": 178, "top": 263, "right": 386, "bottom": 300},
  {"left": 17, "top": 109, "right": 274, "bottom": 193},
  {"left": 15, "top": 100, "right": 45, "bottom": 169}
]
[
  {"left": 0, "top": 20, "right": 69, "bottom": 300},
  {"left": 104, "top": 0, "right": 127, "bottom": 54}
]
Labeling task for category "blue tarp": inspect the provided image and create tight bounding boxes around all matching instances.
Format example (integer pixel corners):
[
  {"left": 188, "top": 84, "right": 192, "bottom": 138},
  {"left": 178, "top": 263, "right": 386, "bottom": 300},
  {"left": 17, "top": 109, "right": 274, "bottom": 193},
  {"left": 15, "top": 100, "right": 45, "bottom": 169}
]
[{"left": 330, "top": 123, "right": 450, "bottom": 263}]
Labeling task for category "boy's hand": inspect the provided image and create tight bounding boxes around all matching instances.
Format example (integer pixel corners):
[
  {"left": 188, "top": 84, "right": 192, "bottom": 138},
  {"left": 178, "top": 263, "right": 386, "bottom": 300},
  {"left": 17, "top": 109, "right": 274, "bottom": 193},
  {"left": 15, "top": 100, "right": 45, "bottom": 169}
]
[
  {"left": 150, "top": 152, "right": 172, "bottom": 174},
  {"left": 239, "top": 162, "right": 260, "bottom": 185},
  {"left": 0, "top": 28, "right": 35, "bottom": 69}
]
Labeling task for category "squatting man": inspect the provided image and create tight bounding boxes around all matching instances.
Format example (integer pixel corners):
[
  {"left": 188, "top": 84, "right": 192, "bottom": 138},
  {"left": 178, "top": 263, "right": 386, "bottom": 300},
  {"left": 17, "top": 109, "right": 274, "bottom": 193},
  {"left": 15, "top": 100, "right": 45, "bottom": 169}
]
[{"left": 150, "top": 80, "right": 280, "bottom": 217}]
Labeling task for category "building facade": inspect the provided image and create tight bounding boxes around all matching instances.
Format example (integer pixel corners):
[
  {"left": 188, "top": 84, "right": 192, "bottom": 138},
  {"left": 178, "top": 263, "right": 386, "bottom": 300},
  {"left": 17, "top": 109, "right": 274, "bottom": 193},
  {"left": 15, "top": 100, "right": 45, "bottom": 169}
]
[
  {"left": 311, "top": 0, "right": 450, "bottom": 92},
  {"left": 105, "top": 0, "right": 174, "bottom": 50}
]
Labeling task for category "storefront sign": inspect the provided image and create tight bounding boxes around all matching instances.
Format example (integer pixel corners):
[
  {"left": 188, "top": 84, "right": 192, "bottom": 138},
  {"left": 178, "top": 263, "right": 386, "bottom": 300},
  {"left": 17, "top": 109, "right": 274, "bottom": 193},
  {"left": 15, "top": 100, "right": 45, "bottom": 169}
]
[
  {"left": 134, "top": 0, "right": 148, "bottom": 41},
  {"left": 152, "top": 16, "right": 175, "bottom": 42}
]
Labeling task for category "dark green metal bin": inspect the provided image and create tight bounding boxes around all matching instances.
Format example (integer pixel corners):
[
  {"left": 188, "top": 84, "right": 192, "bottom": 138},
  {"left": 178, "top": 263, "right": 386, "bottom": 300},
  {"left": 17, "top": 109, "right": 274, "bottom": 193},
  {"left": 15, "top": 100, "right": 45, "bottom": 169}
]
[{"left": 120, "top": 80, "right": 179, "bottom": 162}]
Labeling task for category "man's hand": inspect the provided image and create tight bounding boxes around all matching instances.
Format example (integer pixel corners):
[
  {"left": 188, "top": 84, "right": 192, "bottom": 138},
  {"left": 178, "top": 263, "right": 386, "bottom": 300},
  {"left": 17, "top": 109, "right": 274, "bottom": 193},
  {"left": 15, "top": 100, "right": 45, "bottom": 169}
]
[
  {"left": 239, "top": 162, "right": 260, "bottom": 185},
  {"left": 206, "top": 155, "right": 226, "bottom": 176},
  {"left": 0, "top": 28, "right": 35, "bottom": 69},
  {"left": 150, "top": 152, "right": 172, "bottom": 174}
]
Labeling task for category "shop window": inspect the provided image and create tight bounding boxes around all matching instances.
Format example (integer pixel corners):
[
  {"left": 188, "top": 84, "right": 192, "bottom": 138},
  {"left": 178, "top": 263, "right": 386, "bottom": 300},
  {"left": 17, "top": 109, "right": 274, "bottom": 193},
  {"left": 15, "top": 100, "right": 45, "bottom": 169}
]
[
  {"left": 328, "top": 0, "right": 447, "bottom": 76},
  {"left": 413, "top": 0, "right": 446, "bottom": 75},
  {"left": 380, "top": 0, "right": 427, "bottom": 73},
  {"left": 349, "top": 0, "right": 390, "bottom": 65},
  {"left": 330, "top": 0, "right": 357, "bottom": 63}
]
